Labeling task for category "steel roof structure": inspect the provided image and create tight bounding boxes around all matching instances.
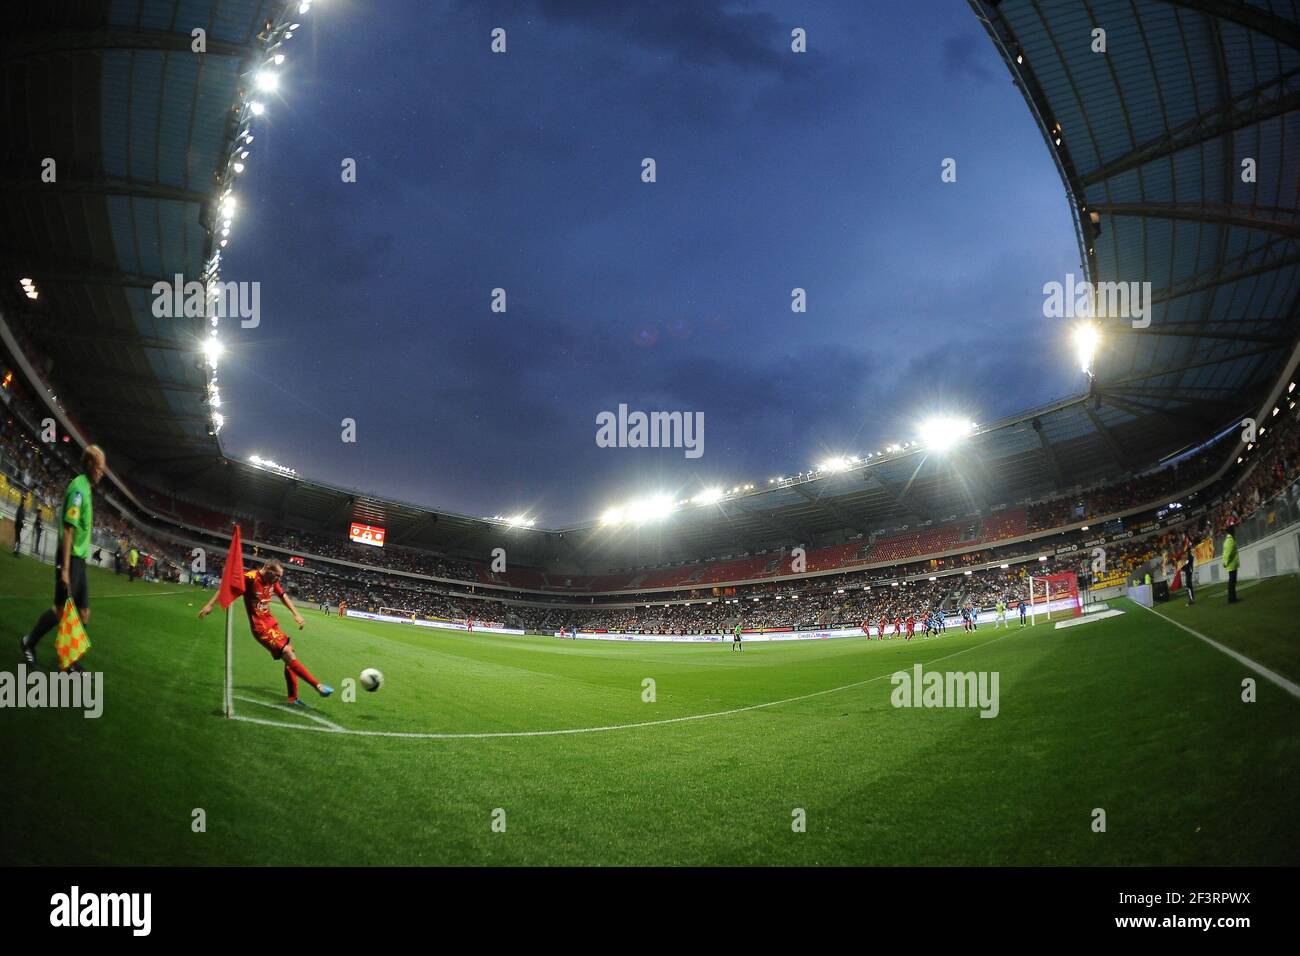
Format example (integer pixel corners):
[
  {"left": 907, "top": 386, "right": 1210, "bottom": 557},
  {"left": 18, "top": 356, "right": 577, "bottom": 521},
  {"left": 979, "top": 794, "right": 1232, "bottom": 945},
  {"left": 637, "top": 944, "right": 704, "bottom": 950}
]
[{"left": 1, "top": 0, "right": 293, "bottom": 476}]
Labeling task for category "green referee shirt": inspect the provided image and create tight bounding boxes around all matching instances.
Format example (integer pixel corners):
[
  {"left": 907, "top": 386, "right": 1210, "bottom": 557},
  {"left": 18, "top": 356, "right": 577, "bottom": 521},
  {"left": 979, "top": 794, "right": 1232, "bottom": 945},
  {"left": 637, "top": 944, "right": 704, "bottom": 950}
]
[{"left": 62, "top": 473, "right": 93, "bottom": 559}]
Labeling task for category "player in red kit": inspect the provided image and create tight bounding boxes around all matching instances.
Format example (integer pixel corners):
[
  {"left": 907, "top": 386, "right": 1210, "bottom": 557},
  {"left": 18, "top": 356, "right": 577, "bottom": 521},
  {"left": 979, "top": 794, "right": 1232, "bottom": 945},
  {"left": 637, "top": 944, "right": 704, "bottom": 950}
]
[
  {"left": 200, "top": 558, "right": 333, "bottom": 706},
  {"left": 906, "top": 614, "right": 916, "bottom": 640},
  {"left": 892, "top": 616, "right": 902, "bottom": 638}
]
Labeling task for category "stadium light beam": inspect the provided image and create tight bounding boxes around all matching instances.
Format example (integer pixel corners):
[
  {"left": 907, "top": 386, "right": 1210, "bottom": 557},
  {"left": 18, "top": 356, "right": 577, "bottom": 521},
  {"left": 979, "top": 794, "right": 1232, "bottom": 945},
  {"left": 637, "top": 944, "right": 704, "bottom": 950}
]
[
  {"left": 918, "top": 416, "right": 974, "bottom": 452},
  {"left": 1074, "top": 322, "right": 1099, "bottom": 375},
  {"left": 203, "top": 338, "right": 224, "bottom": 368}
]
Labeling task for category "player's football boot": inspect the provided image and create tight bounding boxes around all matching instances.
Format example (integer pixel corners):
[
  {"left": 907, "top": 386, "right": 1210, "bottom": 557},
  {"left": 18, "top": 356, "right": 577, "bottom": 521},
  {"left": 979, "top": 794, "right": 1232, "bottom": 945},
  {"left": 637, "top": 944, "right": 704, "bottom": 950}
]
[
  {"left": 19, "top": 636, "right": 36, "bottom": 668},
  {"left": 287, "top": 698, "right": 307, "bottom": 708},
  {"left": 317, "top": 684, "right": 335, "bottom": 698}
]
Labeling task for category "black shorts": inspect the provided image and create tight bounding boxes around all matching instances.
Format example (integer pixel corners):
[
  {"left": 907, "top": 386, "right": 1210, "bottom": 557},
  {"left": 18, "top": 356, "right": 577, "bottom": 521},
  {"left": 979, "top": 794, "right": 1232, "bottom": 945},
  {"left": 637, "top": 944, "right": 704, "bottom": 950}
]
[{"left": 54, "top": 552, "right": 89, "bottom": 611}]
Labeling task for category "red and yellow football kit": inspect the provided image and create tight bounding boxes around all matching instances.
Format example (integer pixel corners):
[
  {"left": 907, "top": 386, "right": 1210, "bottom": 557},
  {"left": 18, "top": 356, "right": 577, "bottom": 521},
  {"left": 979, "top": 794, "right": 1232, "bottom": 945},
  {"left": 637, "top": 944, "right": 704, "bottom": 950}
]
[{"left": 243, "top": 569, "right": 289, "bottom": 658}]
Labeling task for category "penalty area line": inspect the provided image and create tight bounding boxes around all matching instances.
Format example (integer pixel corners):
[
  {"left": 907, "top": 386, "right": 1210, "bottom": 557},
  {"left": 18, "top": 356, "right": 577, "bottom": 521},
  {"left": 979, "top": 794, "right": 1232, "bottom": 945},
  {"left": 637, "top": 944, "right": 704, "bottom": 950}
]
[
  {"left": 1137, "top": 602, "right": 1300, "bottom": 700},
  {"left": 225, "top": 631, "right": 1015, "bottom": 741}
]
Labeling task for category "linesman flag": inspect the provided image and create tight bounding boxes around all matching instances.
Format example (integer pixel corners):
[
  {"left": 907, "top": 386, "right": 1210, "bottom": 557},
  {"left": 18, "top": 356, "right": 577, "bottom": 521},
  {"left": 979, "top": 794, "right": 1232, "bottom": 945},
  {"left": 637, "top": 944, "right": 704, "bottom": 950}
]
[
  {"left": 218, "top": 524, "right": 246, "bottom": 609},
  {"left": 55, "top": 598, "right": 91, "bottom": 670}
]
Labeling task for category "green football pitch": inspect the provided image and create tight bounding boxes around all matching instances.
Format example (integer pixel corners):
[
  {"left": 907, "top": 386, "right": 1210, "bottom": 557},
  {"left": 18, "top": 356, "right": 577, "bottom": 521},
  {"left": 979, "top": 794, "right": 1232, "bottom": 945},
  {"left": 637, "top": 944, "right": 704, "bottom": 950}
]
[{"left": 2, "top": 556, "right": 1298, "bottom": 866}]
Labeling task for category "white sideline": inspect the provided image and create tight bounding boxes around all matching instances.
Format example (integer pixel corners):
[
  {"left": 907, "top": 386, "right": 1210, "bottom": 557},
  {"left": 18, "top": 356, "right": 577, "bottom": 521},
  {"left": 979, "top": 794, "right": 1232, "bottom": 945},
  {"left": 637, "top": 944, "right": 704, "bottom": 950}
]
[
  {"left": 1136, "top": 602, "right": 1300, "bottom": 700},
  {"left": 227, "top": 632, "right": 1014, "bottom": 741},
  {"left": 0, "top": 589, "right": 190, "bottom": 600}
]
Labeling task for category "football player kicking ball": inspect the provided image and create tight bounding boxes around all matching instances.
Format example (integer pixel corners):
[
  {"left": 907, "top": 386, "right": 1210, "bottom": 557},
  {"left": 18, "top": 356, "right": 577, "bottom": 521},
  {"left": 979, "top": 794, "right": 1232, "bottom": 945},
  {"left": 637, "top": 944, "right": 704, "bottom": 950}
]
[{"left": 199, "top": 559, "right": 333, "bottom": 707}]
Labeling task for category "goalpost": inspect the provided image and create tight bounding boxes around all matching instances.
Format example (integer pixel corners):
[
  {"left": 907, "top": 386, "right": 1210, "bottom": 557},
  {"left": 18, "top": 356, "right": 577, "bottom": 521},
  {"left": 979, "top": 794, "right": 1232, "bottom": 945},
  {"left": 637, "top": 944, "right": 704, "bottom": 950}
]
[{"left": 1027, "top": 572, "right": 1082, "bottom": 625}]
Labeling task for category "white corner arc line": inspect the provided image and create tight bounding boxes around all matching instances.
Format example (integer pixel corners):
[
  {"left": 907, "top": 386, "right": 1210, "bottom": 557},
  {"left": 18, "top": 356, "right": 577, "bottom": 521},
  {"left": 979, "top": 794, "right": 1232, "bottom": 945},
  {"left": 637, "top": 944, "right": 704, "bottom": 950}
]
[
  {"left": 233, "top": 694, "right": 344, "bottom": 731},
  {"left": 1137, "top": 602, "right": 1300, "bottom": 699},
  {"left": 227, "top": 633, "right": 1012, "bottom": 741}
]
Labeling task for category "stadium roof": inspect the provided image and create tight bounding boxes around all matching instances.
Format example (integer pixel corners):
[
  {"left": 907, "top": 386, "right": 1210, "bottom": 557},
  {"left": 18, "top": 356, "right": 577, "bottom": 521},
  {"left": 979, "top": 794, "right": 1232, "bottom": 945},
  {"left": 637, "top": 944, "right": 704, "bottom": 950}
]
[
  {"left": 3, "top": 0, "right": 1298, "bottom": 573},
  {"left": 0, "top": 0, "right": 294, "bottom": 477},
  {"left": 971, "top": 0, "right": 1300, "bottom": 441}
]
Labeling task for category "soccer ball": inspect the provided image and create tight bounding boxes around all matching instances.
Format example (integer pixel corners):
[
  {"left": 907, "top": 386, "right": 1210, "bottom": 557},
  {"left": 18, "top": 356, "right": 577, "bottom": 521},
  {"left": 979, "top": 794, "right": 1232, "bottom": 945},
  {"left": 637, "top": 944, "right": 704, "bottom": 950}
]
[{"left": 359, "top": 668, "right": 384, "bottom": 693}]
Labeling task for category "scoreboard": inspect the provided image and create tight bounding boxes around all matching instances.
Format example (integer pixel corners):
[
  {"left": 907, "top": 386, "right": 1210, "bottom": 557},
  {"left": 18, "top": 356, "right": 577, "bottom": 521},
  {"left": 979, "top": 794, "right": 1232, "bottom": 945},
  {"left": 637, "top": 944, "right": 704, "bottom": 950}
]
[{"left": 349, "top": 522, "right": 386, "bottom": 548}]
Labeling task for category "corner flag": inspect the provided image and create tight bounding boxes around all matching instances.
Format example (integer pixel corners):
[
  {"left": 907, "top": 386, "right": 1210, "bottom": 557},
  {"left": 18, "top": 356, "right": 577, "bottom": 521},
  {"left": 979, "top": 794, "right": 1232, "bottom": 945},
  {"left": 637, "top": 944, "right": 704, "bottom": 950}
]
[
  {"left": 218, "top": 524, "right": 245, "bottom": 609},
  {"left": 219, "top": 525, "right": 244, "bottom": 719},
  {"left": 55, "top": 598, "right": 91, "bottom": 670}
]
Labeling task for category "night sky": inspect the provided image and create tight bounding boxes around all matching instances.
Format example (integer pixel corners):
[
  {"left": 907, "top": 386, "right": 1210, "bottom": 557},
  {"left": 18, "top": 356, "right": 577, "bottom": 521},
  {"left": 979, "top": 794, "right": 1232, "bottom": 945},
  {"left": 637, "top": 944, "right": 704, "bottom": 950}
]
[{"left": 219, "top": 0, "right": 1084, "bottom": 527}]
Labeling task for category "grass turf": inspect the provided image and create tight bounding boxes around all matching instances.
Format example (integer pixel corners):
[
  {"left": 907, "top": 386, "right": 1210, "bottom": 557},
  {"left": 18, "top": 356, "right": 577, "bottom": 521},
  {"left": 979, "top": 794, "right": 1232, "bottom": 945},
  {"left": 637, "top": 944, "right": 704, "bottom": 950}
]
[{"left": 1, "top": 556, "right": 1298, "bottom": 865}]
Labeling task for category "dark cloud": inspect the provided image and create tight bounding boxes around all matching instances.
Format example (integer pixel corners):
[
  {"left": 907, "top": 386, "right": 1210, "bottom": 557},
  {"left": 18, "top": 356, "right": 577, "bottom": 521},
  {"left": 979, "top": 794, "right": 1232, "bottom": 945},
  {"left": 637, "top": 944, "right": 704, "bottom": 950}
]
[
  {"left": 220, "top": 0, "right": 1082, "bottom": 525},
  {"left": 942, "top": 33, "right": 997, "bottom": 83}
]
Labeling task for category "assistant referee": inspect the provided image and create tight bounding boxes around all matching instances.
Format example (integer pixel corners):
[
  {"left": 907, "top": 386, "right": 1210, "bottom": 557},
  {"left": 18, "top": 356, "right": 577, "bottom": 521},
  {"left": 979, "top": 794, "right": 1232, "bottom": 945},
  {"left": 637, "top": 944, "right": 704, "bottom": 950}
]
[{"left": 19, "top": 444, "right": 106, "bottom": 669}]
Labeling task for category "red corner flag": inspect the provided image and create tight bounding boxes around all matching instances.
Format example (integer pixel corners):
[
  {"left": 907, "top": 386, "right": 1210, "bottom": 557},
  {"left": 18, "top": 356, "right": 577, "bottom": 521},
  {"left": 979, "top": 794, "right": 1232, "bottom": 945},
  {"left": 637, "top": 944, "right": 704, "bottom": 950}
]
[{"left": 218, "top": 524, "right": 246, "bottom": 609}]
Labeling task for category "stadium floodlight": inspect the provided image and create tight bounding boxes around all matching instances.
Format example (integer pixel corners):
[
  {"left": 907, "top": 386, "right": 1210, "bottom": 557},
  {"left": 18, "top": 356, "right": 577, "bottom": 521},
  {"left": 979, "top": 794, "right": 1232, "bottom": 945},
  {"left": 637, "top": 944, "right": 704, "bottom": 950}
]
[
  {"left": 203, "top": 338, "right": 224, "bottom": 368},
  {"left": 626, "top": 495, "right": 674, "bottom": 524},
  {"left": 820, "top": 456, "right": 850, "bottom": 473},
  {"left": 220, "top": 195, "right": 237, "bottom": 219},
  {"left": 1073, "top": 322, "right": 1099, "bottom": 375},
  {"left": 255, "top": 71, "right": 279, "bottom": 93},
  {"left": 249, "top": 455, "right": 297, "bottom": 477},
  {"left": 692, "top": 488, "right": 724, "bottom": 506},
  {"left": 273, "top": 53, "right": 286, "bottom": 65},
  {"left": 918, "top": 416, "right": 974, "bottom": 452},
  {"left": 232, "top": 162, "right": 245, "bottom": 174},
  {"left": 250, "top": 101, "right": 266, "bottom": 116},
  {"left": 600, "top": 506, "right": 624, "bottom": 526}
]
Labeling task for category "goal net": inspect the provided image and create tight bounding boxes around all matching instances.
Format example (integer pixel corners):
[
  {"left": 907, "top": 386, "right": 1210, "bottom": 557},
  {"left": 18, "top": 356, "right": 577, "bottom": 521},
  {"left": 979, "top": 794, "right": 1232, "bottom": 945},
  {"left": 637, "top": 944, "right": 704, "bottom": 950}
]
[{"left": 1027, "top": 572, "right": 1081, "bottom": 624}]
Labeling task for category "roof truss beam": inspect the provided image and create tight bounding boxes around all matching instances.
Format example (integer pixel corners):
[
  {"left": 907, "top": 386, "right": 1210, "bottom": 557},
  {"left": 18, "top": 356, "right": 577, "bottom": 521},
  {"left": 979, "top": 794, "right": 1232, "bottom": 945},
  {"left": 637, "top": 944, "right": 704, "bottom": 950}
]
[
  {"left": 1, "top": 175, "right": 211, "bottom": 206},
  {"left": 1081, "top": 76, "right": 1300, "bottom": 186},
  {"left": 1030, "top": 419, "right": 1066, "bottom": 485},
  {"left": 1083, "top": 403, "right": 1130, "bottom": 470},
  {"left": 1155, "top": 0, "right": 1300, "bottom": 54},
  {"left": 791, "top": 483, "right": 867, "bottom": 535},
  {"left": 1, "top": 28, "right": 259, "bottom": 62},
  {"left": 1091, "top": 202, "right": 1300, "bottom": 238},
  {"left": 1103, "top": 324, "right": 1288, "bottom": 346}
]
